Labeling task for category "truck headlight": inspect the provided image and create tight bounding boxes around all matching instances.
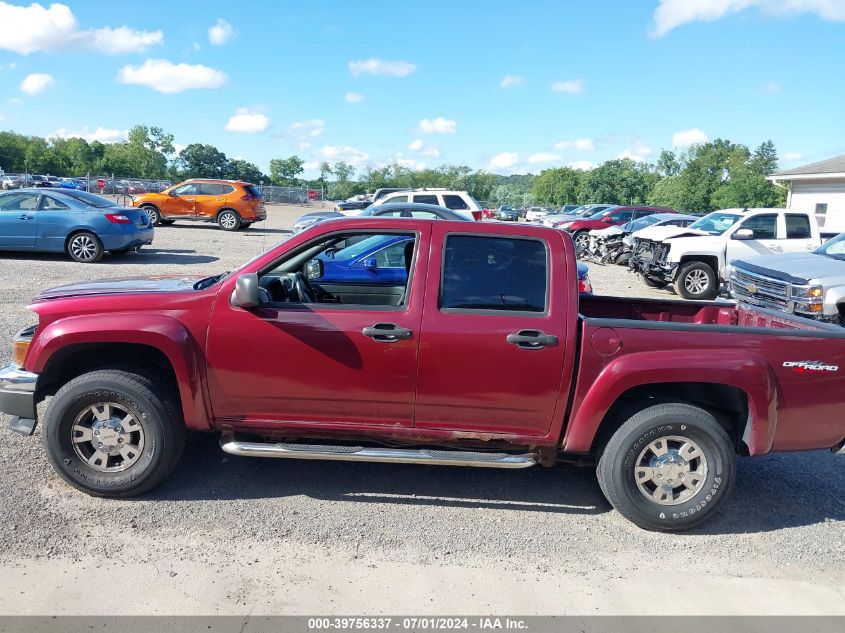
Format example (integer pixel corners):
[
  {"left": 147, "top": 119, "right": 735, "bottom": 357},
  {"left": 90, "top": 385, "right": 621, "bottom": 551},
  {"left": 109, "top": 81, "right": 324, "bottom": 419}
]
[{"left": 792, "top": 285, "right": 823, "bottom": 299}]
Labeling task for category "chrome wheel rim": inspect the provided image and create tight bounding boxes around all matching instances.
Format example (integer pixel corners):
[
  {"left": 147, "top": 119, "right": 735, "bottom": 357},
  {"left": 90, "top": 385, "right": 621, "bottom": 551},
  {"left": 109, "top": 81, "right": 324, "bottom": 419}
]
[
  {"left": 144, "top": 208, "right": 159, "bottom": 223},
  {"left": 70, "top": 235, "right": 99, "bottom": 261},
  {"left": 684, "top": 269, "right": 709, "bottom": 295},
  {"left": 219, "top": 213, "right": 237, "bottom": 229},
  {"left": 574, "top": 233, "right": 590, "bottom": 253},
  {"left": 634, "top": 435, "right": 708, "bottom": 506},
  {"left": 71, "top": 402, "right": 145, "bottom": 472}
]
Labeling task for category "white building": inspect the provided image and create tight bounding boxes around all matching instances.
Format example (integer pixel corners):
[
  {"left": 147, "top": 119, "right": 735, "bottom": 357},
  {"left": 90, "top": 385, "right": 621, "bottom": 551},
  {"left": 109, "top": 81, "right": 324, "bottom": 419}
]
[{"left": 768, "top": 154, "right": 845, "bottom": 237}]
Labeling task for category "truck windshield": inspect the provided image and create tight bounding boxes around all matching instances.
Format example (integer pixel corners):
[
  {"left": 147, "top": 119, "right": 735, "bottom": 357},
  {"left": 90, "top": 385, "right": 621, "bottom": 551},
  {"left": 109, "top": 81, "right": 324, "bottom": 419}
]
[
  {"left": 687, "top": 212, "right": 741, "bottom": 235},
  {"left": 815, "top": 233, "right": 845, "bottom": 260}
]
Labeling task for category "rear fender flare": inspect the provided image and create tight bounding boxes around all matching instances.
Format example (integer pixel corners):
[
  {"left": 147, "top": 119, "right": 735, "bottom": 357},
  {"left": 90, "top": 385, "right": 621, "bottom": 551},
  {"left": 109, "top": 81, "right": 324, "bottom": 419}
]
[{"left": 563, "top": 350, "right": 777, "bottom": 455}]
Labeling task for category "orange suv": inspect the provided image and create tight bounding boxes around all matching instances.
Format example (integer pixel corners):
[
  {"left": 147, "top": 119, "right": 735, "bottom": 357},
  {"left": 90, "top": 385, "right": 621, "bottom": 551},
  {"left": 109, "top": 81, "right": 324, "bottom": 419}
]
[{"left": 132, "top": 179, "right": 266, "bottom": 231}]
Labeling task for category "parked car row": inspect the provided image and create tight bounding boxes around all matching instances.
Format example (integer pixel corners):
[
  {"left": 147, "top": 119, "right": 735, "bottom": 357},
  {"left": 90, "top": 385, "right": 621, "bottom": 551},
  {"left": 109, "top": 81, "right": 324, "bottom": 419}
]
[{"left": 0, "top": 174, "right": 172, "bottom": 194}]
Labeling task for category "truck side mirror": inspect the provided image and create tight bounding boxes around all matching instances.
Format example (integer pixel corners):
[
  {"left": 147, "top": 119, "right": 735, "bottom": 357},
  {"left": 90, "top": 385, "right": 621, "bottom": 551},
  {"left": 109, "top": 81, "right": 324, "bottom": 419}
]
[
  {"left": 732, "top": 228, "right": 754, "bottom": 240},
  {"left": 305, "top": 259, "right": 324, "bottom": 280},
  {"left": 362, "top": 257, "right": 378, "bottom": 271},
  {"left": 232, "top": 273, "right": 260, "bottom": 308}
]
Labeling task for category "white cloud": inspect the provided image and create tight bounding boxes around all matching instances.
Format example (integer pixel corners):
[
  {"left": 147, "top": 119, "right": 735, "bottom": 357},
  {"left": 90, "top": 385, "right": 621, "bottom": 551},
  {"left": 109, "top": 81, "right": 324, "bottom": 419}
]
[
  {"left": 318, "top": 145, "right": 370, "bottom": 166},
  {"left": 224, "top": 108, "right": 270, "bottom": 134},
  {"left": 550, "top": 79, "right": 584, "bottom": 94},
  {"left": 407, "top": 138, "right": 440, "bottom": 157},
  {"left": 89, "top": 26, "right": 163, "bottom": 54},
  {"left": 672, "top": 128, "right": 709, "bottom": 148},
  {"left": 487, "top": 152, "right": 519, "bottom": 171},
  {"left": 763, "top": 81, "right": 781, "bottom": 93},
  {"left": 419, "top": 116, "right": 457, "bottom": 134},
  {"left": 554, "top": 138, "right": 596, "bottom": 152},
  {"left": 782, "top": 151, "right": 803, "bottom": 161},
  {"left": 52, "top": 126, "right": 128, "bottom": 143},
  {"left": 568, "top": 160, "right": 595, "bottom": 170},
  {"left": 396, "top": 158, "right": 427, "bottom": 171},
  {"left": 302, "top": 161, "right": 320, "bottom": 171},
  {"left": 348, "top": 58, "right": 416, "bottom": 77},
  {"left": 171, "top": 143, "right": 187, "bottom": 156},
  {"left": 290, "top": 118, "right": 325, "bottom": 137},
  {"left": 0, "top": 2, "right": 162, "bottom": 55},
  {"left": 19, "top": 73, "right": 54, "bottom": 95},
  {"left": 117, "top": 59, "right": 227, "bottom": 94},
  {"left": 527, "top": 152, "right": 561, "bottom": 164},
  {"left": 500, "top": 74, "right": 525, "bottom": 89},
  {"left": 345, "top": 91, "right": 364, "bottom": 103},
  {"left": 208, "top": 18, "right": 235, "bottom": 45},
  {"left": 651, "top": 0, "right": 845, "bottom": 37},
  {"left": 616, "top": 145, "right": 653, "bottom": 162}
]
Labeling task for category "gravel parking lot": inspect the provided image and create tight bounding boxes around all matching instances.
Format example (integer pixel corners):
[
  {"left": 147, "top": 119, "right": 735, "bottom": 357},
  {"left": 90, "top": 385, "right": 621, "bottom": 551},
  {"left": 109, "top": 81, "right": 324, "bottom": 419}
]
[{"left": 0, "top": 206, "right": 842, "bottom": 615}]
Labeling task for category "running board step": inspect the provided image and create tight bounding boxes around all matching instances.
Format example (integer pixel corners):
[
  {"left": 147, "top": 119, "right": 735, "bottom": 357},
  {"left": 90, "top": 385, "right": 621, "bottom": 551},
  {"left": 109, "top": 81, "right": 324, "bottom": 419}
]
[{"left": 219, "top": 434, "right": 537, "bottom": 469}]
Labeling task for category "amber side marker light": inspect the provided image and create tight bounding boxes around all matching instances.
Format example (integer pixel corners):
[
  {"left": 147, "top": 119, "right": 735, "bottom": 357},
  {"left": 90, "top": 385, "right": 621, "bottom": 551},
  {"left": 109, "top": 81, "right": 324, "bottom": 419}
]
[{"left": 12, "top": 326, "right": 36, "bottom": 367}]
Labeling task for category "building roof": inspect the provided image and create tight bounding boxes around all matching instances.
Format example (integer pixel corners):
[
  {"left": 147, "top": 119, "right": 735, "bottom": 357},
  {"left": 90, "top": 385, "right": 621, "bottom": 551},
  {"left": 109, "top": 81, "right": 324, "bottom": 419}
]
[{"left": 771, "top": 154, "right": 845, "bottom": 177}]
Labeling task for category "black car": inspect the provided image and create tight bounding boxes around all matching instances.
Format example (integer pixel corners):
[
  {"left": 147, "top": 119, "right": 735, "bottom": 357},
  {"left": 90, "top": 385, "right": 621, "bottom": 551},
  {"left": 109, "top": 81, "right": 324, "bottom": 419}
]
[
  {"left": 495, "top": 205, "right": 519, "bottom": 221},
  {"left": 335, "top": 199, "right": 372, "bottom": 213}
]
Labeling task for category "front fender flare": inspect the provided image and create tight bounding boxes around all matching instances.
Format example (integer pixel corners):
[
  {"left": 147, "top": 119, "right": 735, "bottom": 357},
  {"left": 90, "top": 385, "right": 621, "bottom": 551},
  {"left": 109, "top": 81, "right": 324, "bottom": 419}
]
[
  {"left": 563, "top": 350, "right": 777, "bottom": 455},
  {"left": 27, "top": 313, "right": 210, "bottom": 429}
]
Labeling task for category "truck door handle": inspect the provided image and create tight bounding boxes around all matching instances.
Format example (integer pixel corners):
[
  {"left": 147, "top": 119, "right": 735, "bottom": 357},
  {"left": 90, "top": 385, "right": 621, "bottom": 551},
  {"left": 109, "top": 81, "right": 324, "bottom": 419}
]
[
  {"left": 506, "top": 330, "right": 558, "bottom": 349},
  {"left": 362, "top": 323, "right": 413, "bottom": 343}
]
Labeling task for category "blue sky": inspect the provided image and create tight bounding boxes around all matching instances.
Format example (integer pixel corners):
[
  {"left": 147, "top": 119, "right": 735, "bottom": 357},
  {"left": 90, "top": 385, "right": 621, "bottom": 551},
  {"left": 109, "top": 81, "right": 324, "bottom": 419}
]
[{"left": 1, "top": 0, "right": 844, "bottom": 177}]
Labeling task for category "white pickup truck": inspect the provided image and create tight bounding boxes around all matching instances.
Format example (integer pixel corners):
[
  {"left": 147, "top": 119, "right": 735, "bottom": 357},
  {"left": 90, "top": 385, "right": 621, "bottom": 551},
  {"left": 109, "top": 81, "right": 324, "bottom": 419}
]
[{"left": 629, "top": 208, "right": 821, "bottom": 299}]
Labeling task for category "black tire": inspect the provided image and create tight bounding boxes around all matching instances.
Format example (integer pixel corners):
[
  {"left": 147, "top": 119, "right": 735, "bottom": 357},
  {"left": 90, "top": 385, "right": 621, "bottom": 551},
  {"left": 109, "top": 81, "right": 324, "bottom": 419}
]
[
  {"left": 638, "top": 273, "right": 667, "bottom": 288},
  {"left": 217, "top": 209, "right": 241, "bottom": 231},
  {"left": 66, "top": 231, "right": 104, "bottom": 263},
  {"left": 141, "top": 205, "right": 161, "bottom": 226},
  {"left": 597, "top": 403, "right": 736, "bottom": 532},
  {"left": 674, "top": 261, "right": 718, "bottom": 300},
  {"left": 42, "top": 370, "right": 186, "bottom": 498},
  {"left": 572, "top": 231, "right": 590, "bottom": 256}
]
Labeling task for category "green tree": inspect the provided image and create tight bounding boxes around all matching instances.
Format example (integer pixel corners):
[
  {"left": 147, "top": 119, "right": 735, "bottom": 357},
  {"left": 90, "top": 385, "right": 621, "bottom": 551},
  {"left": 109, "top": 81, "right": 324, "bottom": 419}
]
[
  {"left": 177, "top": 143, "right": 229, "bottom": 178},
  {"left": 656, "top": 149, "right": 682, "bottom": 177},
  {"left": 577, "top": 159, "right": 657, "bottom": 205},
  {"left": 225, "top": 158, "right": 266, "bottom": 183},
  {"left": 532, "top": 167, "right": 580, "bottom": 206},
  {"left": 269, "top": 155, "right": 304, "bottom": 185},
  {"left": 749, "top": 140, "right": 779, "bottom": 176}
]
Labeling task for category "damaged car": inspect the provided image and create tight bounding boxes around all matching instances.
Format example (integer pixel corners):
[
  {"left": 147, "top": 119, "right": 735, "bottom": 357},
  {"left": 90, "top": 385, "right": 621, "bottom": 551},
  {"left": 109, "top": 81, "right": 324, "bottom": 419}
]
[{"left": 585, "top": 213, "right": 697, "bottom": 265}]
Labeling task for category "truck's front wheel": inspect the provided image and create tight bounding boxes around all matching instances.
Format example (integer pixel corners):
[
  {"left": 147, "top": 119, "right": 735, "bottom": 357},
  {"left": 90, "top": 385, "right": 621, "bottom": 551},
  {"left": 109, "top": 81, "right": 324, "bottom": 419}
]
[
  {"left": 42, "top": 370, "right": 185, "bottom": 498},
  {"left": 597, "top": 403, "right": 736, "bottom": 532},
  {"left": 674, "top": 261, "right": 718, "bottom": 300}
]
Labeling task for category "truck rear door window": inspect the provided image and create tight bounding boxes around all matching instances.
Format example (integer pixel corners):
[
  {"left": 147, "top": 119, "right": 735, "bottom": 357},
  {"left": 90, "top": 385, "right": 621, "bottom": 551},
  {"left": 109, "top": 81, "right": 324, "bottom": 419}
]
[
  {"left": 785, "top": 214, "right": 811, "bottom": 239},
  {"left": 440, "top": 235, "right": 548, "bottom": 313}
]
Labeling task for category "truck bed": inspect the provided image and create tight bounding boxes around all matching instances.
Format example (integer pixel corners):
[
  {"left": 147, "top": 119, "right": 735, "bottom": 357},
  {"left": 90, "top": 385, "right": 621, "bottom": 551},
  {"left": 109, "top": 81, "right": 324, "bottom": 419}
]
[{"left": 579, "top": 294, "right": 845, "bottom": 334}]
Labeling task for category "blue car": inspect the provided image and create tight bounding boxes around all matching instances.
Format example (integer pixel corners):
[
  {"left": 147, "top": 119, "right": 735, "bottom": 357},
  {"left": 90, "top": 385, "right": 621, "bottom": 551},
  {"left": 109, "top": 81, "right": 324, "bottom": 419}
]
[
  {"left": 314, "top": 234, "right": 593, "bottom": 293},
  {"left": 0, "top": 188, "right": 154, "bottom": 263},
  {"left": 59, "top": 178, "right": 88, "bottom": 191}
]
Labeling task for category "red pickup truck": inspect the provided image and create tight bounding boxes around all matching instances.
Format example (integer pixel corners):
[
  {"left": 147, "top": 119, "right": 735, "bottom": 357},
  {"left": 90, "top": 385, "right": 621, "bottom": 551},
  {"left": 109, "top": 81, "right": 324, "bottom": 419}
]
[{"left": 1, "top": 218, "right": 844, "bottom": 532}]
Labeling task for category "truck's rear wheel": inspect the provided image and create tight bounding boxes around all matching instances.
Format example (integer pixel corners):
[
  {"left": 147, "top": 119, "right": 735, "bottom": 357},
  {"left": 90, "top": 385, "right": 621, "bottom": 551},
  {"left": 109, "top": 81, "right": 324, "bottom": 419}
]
[
  {"left": 42, "top": 370, "right": 185, "bottom": 498},
  {"left": 597, "top": 403, "right": 736, "bottom": 532},
  {"left": 674, "top": 261, "right": 718, "bottom": 300}
]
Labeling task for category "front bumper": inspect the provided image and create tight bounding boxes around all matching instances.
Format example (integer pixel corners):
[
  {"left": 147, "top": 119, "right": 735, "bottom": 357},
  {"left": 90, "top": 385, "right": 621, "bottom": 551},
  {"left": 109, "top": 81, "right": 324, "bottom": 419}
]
[{"left": 0, "top": 363, "right": 38, "bottom": 421}]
